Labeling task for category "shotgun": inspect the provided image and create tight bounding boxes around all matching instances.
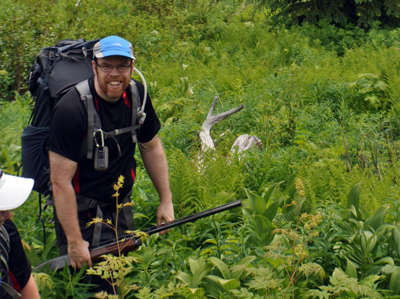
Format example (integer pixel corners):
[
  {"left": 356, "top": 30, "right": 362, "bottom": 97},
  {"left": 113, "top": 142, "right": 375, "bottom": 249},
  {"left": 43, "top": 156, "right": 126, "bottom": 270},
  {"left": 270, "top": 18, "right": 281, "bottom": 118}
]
[{"left": 34, "top": 200, "right": 241, "bottom": 271}]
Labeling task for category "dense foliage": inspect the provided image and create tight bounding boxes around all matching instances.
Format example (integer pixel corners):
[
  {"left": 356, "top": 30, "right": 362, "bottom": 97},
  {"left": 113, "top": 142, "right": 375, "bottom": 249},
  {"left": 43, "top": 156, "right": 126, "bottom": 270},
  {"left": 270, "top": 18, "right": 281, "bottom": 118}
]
[
  {"left": 263, "top": 0, "right": 400, "bottom": 28},
  {"left": 1, "top": 0, "right": 400, "bottom": 298}
]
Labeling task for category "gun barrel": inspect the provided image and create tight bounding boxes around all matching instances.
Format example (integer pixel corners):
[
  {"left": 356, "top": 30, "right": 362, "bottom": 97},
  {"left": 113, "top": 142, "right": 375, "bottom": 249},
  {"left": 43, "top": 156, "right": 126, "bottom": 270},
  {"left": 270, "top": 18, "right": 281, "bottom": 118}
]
[{"left": 145, "top": 199, "right": 242, "bottom": 235}]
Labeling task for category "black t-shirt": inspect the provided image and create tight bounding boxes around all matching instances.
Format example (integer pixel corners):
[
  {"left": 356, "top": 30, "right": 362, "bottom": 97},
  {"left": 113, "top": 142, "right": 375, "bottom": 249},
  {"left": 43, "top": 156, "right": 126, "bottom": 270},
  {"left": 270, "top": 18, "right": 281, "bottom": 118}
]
[
  {"left": 1, "top": 220, "right": 32, "bottom": 295},
  {"left": 48, "top": 77, "right": 160, "bottom": 204}
]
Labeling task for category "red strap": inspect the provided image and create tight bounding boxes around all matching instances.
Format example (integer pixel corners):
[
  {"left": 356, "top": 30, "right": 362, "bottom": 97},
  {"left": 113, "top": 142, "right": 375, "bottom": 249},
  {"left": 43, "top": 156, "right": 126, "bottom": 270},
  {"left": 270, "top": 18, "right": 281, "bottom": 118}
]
[
  {"left": 123, "top": 91, "right": 130, "bottom": 108},
  {"left": 130, "top": 168, "right": 136, "bottom": 183},
  {"left": 95, "top": 92, "right": 129, "bottom": 109},
  {"left": 94, "top": 97, "right": 100, "bottom": 111},
  {"left": 9, "top": 271, "right": 21, "bottom": 292},
  {"left": 73, "top": 168, "right": 80, "bottom": 194}
]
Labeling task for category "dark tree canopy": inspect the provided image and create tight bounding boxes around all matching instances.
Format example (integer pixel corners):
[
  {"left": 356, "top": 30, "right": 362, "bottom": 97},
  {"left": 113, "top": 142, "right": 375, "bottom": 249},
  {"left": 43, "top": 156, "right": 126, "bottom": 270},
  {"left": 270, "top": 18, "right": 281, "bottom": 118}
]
[{"left": 263, "top": 0, "right": 400, "bottom": 28}]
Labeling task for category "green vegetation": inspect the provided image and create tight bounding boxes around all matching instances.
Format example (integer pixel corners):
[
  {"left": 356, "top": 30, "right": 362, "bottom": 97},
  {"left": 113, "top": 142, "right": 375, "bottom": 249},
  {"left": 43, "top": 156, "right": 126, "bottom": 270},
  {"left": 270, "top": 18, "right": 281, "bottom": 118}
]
[
  {"left": 1, "top": 0, "right": 400, "bottom": 297},
  {"left": 264, "top": 0, "right": 400, "bottom": 28}
]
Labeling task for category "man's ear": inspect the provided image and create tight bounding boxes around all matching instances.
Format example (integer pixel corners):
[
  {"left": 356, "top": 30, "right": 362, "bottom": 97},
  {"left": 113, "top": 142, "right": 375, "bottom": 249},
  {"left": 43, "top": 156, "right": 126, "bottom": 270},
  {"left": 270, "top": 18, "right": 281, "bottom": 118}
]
[
  {"left": 92, "top": 60, "right": 97, "bottom": 76},
  {"left": 131, "top": 61, "right": 135, "bottom": 73}
]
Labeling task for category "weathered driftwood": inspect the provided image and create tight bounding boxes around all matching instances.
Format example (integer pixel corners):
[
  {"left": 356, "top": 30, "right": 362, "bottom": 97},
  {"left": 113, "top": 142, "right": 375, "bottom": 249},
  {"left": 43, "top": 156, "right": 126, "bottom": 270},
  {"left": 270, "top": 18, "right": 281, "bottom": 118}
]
[
  {"left": 199, "top": 96, "right": 262, "bottom": 155},
  {"left": 199, "top": 96, "right": 244, "bottom": 152},
  {"left": 231, "top": 134, "right": 262, "bottom": 154}
]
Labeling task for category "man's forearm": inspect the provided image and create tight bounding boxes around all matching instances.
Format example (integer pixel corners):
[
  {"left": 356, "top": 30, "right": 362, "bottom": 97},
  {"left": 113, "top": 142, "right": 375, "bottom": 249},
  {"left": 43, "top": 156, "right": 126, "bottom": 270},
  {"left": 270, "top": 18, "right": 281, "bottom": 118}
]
[
  {"left": 49, "top": 151, "right": 91, "bottom": 268},
  {"left": 140, "top": 136, "right": 172, "bottom": 203},
  {"left": 49, "top": 151, "right": 83, "bottom": 243},
  {"left": 52, "top": 182, "right": 83, "bottom": 243},
  {"left": 20, "top": 274, "right": 40, "bottom": 299}
]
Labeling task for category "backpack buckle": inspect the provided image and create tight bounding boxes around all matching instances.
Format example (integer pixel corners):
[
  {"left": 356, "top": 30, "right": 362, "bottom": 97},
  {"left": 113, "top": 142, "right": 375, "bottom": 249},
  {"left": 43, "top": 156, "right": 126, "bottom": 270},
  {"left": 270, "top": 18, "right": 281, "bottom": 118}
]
[
  {"left": 93, "top": 129, "right": 109, "bottom": 171},
  {"left": 93, "top": 129, "right": 105, "bottom": 148}
]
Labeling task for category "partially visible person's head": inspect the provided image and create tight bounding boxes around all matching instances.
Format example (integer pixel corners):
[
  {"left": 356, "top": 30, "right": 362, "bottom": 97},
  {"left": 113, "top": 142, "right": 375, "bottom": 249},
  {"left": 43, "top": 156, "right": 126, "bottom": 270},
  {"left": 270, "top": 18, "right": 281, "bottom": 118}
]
[
  {"left": 92, "top": 35, "right": 135, "bottom": 102},
  {"left": 0, "top": 169, "right": 34, "bottom": 225}
]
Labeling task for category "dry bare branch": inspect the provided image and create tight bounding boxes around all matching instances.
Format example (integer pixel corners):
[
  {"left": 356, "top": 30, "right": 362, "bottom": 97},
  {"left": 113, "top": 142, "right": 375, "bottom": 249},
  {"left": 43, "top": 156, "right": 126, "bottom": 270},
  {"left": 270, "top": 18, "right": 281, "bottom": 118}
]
[
  {"left": 199, "top": 96, "right": 244, "bottom": 152},
  {"left": 231, "top": 134, "right": 263, "bottom": 155}
]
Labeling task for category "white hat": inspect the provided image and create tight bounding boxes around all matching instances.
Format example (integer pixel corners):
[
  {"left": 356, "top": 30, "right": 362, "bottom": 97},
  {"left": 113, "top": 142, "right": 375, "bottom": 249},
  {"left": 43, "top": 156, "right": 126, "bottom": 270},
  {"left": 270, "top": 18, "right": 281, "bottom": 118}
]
[{"left": 0, "top": 170, "right": 34, "bottom": 211}]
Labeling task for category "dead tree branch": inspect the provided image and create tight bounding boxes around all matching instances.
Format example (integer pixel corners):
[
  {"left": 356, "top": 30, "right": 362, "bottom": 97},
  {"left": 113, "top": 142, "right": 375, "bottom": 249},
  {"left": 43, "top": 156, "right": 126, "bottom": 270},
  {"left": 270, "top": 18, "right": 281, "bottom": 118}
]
[
  {"left": 199, "top": 96, "right": 244, "bottom": 152},
  {"left": 231, "top": 134, "right": 263, "bottom": 155}
]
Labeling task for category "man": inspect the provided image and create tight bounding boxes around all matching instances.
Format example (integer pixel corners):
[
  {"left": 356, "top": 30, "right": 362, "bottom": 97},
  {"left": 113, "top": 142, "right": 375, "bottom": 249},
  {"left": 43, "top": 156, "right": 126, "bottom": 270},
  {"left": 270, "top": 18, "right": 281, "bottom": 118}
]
[
  {"left": 48, "top": 35, "right": 174, "bottom": 269},
  {"left": 0, "top": 169, "right": 40, "bottom": 298}
]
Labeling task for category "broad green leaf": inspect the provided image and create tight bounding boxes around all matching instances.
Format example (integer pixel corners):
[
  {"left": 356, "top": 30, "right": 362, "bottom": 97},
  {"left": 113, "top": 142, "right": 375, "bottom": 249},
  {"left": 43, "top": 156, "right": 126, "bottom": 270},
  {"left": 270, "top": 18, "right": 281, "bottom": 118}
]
[
  {"left": 206, "top": 275, "right": 240, "bottom": 291},
  {"left": 254, "top": 214, "right": 273, "bottom": 233},
  {"left": 330, "top": 268, "right": 362, "bottom": 295},
  {"left": 381, "top": 264, "right": 397, "bottom": 274},
  {"left": 347, "top": 183, "right": 360, "bottom": 212},
  {"left": 365, "top": 207, "right": 386, "bottom": 231},
  {"left": 393, "top": 226, "right": 400, "bottom": 256},
  {"left": 231, "top": 256, "right": 256, "bottom": 278},
  {"left": 176, "top": 271, "right": 193, "bottom": 286},
  {"left": 389, "top": 267, "right": 400, "bottom": 294},
  {"left": 188, "top": 258, "right": 209, "bottom": 287},
  {"left": 345, "top": 259, "right": 358, "bottom": 279},
  {"left": 230, "top": 288, "right": 255, "bottom": 298},
  {"left": 254, "top": 215, "right": 274, "bottom": 244},
  {"left": 132, "top": 212, "right": 149, "bottom": 220},
  {"left": 189, "top": 257, "right": 207, "bottom": 276},
  {"left": 375, "top": 80, "right": 388, "bottom": 91},
  {"left": 208, "top": 257, "right": 231, "bottom": 279},
  {"left": 188, "top": 287, "right": 204, "bottom": 296},
  {"left": 203, "top": 239, "right": 217, "bottom": 245},
  {"left": 262, "top": 183, "right": 279, "bottom": 205},
  {"left": 265, "top": 256, "right": 286, "bottom": 269},
  {"left": 244, "top": 189, "right": 265, "bottom": 213},
  {"left": 253, "top": 195, "right": 267, "bottom": 214},
  {"left": 265, "top": 198, "right": 279, "bottom": 220},
  {"left": 360, "top": 230, "right": 377, "bottom": 253},
  {"left": 374, "top": 256, "right": 394, "bottom": 266}
]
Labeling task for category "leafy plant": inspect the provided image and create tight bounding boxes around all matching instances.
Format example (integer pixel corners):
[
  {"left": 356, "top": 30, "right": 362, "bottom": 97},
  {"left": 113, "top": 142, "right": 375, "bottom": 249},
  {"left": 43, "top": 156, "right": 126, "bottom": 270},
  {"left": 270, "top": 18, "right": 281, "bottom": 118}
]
[
  {"left": 348, "top": 73, "right": 391, "bottom": 111},
  {"left": 333, "top": 184, "right": 400, "bottom": 292},
  {"left": 176, "top": 257, "right": 210, "bottom": 296},
  {"left": 305, "top": 268, "right": 383, "bottom": 299},
  {"left": 242, "top": 183, "right": 282, "bottom": 247}
]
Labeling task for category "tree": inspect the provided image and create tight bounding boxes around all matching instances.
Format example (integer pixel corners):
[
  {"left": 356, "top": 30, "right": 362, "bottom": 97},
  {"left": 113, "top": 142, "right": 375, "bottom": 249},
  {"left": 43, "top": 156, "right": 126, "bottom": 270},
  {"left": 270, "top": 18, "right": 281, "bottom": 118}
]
[{"left": 262, "top": 0, "right": 400, "bottom": 28}]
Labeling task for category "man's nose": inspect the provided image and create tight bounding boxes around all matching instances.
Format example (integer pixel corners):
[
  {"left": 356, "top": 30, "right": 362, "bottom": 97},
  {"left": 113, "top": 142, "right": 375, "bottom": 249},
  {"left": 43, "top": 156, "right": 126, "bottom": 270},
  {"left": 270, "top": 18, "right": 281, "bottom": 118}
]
[{"left": 109, "top": 66, "right": 120, "bottom": 75}]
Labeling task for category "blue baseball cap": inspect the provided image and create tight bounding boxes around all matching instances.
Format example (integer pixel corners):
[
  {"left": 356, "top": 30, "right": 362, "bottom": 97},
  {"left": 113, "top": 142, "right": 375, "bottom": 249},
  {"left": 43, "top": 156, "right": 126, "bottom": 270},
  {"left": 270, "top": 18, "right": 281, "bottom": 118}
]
[{"left": 93, "top": 35, "right": 135, "bottom": 60}]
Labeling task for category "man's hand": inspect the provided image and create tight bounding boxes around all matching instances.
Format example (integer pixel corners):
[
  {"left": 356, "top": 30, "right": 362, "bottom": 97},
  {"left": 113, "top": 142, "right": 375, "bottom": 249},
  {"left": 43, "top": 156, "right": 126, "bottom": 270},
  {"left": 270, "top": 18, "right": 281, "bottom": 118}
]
[
  {"left": 157, "top": 200, "right": 175, "bottom": 234},
  {"left": 68, "top": 239, "right": 92, "bottom": 269}
]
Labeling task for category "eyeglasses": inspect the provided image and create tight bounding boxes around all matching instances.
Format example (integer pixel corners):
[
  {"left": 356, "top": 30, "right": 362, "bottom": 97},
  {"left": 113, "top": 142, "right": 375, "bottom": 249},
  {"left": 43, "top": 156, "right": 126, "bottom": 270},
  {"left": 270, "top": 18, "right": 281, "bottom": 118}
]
[{"left": 95, "top": 61, "right": 132, "bottom": 73}]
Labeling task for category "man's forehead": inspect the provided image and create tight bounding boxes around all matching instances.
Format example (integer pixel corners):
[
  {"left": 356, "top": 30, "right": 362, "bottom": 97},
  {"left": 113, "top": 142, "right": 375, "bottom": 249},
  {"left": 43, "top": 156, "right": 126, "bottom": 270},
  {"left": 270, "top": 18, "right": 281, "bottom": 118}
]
[{"left": 97, "top": 56, "right": 133, "bottom": 64}]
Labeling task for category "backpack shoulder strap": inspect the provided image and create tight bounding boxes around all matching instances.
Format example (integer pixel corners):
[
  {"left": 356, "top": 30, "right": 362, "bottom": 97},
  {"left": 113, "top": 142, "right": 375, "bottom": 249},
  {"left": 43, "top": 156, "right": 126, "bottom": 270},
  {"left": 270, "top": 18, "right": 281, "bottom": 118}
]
[
  {"left": 0, "top": 225, "right": 10, "bottom": 274},
  {"left": 1, "top": 282, "right": 21, "bottom": 299},
  {"left": 75, "top": 80, "right": 101, "bottom": 159},
  {"left": 0, "top": 226, "right": 21, "bottom": 299},
  {"left": 129, "top": 80, "right": 140, "bottom": 143}
]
